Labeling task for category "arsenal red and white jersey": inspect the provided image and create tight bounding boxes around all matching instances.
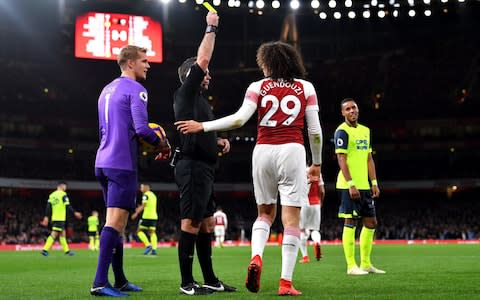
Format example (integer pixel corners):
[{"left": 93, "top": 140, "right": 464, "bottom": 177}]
[
  {"left": 245, "top": 78, "right": 319, "bottom": 145},
  {"left": 213, "top": 211, "right": 227, "bottom": 226},
  {"left": 308, "top": 183, "right": 321, "bottom": 205}
]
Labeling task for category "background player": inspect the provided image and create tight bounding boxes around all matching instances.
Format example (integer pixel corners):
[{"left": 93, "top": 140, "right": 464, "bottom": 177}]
[
  {"left": 91, "top": 45, "right": 171, "bottom": 297},
  {"left": 41, "top": 182, "right": 82, "bottom": 256},
  {"left": 213, "top": 207, "right": 228, "bottom": 248},
  {"left": 334, "top": 98, "right": 385, "bottom": 275},
  {"left": 87, "top": 210, "right": 100, "bottom": 251},
  {"left": 175, "top": 41, "right": 324, "bottom": 296},
  {"left": 131, "top": 183, "right": 159, "bottom": 255},
  {"left": 298, "top": 167, "right": 325, "bottom": 263}
]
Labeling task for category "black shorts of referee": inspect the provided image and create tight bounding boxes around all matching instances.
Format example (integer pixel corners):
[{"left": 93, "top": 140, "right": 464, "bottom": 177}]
[{"left": 175, "top": 159, "right": 216, "bottom": 221}]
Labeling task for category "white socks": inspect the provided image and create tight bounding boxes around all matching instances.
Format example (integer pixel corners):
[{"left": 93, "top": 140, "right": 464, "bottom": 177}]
[
  {"left": 281, "top": 227, "right": 301, "bottom": 281},
  {"left": 251, "top": 219, "right": 302, "bottom": 281},
  {"left": 311, "top": 230, "right": 321, "bottom": 244},
  {"left": 251, "top": 217, "right": 272, "bottom": 258},
  {"left": 299, "top": 230, "right": 310, "bottom": 257}
]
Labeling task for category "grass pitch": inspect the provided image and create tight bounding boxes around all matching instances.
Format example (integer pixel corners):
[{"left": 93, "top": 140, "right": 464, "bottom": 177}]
[{"left": 1, "top": 244, "right": 479, "bottom": 299}]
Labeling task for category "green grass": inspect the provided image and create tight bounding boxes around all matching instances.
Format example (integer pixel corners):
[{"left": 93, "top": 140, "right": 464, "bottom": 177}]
[{"left": 1, "top": 244, "right": 479, "bottom": 299}]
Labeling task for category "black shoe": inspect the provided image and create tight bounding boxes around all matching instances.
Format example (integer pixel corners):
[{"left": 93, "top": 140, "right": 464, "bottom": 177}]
[
  {"left": 203, "top": 280, "right": 237, "bottom": 292},
  {"left": 179, "top": 282, "right": 214, "bottom": 296}
]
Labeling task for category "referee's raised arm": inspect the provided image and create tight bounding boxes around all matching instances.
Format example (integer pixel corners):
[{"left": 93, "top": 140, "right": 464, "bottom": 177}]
[
  {"left": 175, "top": 12, "right": 219, "bottom": 108},
  {"left": 196, "top": 11, "right": 219, "bottom": 71}
]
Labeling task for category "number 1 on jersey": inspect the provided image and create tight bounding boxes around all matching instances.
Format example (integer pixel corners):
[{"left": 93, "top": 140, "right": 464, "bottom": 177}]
[{"left": 104, "top": 93, "right": 111, "bottom": 124}]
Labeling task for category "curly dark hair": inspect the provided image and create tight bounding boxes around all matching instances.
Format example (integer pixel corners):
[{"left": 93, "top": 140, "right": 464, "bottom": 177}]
[{"left": 256, "top": 41, "right": 306, "bottom": 82}]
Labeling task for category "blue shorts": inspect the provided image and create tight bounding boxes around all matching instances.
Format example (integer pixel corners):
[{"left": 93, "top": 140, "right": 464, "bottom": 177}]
[
  {"left": 337, "top": 189, "right": 376, "bottom": 219},
  {"left": 95, "top": 167, "right": 137, "bottom": 211},
  {"left": 51, "top": 221, "right": 66, "bottom": 232},
  {"left": 139, "top": 219, "right": 157, "bottom": 229}
]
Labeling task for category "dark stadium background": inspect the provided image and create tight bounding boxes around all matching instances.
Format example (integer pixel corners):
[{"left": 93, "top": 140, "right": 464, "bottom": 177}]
[{"left": 0, "top": 0, "right": 479, "bottom": 245}]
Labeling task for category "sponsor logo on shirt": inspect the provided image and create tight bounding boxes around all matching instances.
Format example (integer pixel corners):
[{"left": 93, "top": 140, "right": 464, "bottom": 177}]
[{"left": 356, "top": 139, "right": 368, "bottom": 150}]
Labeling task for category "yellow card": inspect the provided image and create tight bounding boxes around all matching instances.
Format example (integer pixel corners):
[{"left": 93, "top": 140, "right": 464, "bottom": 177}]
[{"left": 202, "top": 2, "right": 217, "bottom": 13}]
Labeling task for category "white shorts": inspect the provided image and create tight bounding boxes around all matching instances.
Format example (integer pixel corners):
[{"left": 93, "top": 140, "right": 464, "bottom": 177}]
[
  {"left": 252, "top": 143, "right": 307, "bottom": 207},
  {"left": 299, "top": 204, "right": 321, "bottom": 230},
  {"left": 214, "top": 225, "right": 225, "bottom": 237}
]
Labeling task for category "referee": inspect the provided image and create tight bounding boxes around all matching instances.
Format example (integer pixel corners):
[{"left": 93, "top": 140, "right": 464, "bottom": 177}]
[{"left": 173, "top": 11, "right": 236, "bottom": 296}]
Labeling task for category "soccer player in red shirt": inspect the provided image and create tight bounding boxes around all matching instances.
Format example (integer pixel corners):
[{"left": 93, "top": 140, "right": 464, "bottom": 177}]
[
  {"left": 213, "top": 207, "right": 228, "bottom": 248},
  {"left": 298, "top": 166, "right": 325, "bottom": 263}
]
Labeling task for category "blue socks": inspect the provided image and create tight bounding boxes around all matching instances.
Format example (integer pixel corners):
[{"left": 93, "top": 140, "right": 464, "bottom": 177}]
[
  {"left": 93, "top": 226, "right": 127, "bottom": 288},
  {"left": 112, "top": 236, "right": 128, "bottom": 286}
]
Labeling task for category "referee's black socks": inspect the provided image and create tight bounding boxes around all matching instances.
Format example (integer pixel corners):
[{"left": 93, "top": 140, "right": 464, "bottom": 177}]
[
  {"left": 196, "top": 232, "right": 217, "bottom": 284},
  {"left": 178, "top": 230, "right": 197, "bottom": 286}
]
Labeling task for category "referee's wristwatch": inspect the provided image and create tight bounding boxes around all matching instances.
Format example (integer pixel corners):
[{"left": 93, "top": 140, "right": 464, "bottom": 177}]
[{"left": 206, "top": 25, "right": 218, "bottom": 34}]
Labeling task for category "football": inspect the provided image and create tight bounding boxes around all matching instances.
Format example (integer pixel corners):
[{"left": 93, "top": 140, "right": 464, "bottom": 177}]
[{"left": 139, "top": 123, "right": 167, "bottom": 153}]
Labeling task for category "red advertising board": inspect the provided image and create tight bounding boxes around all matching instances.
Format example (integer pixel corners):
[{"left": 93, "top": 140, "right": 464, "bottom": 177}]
[{"left": 75, "top": 12, "right": 163, "bottom": 63}]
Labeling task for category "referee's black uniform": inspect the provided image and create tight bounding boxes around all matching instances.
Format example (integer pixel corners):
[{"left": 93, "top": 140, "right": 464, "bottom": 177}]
[{"left": 173, "top": 63, "right": 218, "bottom": 221}]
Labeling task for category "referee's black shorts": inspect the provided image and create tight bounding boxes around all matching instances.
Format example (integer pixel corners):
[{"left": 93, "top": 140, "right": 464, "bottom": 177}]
[{"left": 175, "top": 159, "right": 216, "bottom": 221}]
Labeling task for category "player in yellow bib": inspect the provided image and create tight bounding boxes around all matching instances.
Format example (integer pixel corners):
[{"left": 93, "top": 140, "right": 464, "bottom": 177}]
[
  {"left": 41, "top": 182, "right": 82, "bottom": 256},
  {"left": 88, "top": 211, "right": 100, "bottom": 251},
  {"left": 334, "top": 98, "right": 385, "bottom": 275},
  {"left": 131, "top": 183, "right": 159, "bottom": 255}
]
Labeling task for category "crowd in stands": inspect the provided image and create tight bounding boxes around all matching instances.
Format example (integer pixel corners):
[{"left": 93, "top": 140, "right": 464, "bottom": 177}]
[
  {"left": 0, "top": 191, "right": 49, "bottom": 245},
  {"left": 1, "top": 189, "right": 478, "bottom": 245}
]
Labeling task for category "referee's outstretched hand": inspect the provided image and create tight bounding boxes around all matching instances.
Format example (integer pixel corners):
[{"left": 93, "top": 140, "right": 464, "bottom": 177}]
[{"left": 175, "top": 120, "right": 204, "bottom": 134}]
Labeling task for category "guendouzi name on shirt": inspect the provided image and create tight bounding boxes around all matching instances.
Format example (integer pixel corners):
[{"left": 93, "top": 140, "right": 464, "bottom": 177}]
[{"left": 259, "top": 80, "right": 304, "bottom": 97}]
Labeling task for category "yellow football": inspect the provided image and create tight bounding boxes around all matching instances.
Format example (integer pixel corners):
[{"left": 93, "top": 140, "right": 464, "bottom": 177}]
[{"left": 139, "top": 123, "right": 167, "bottom": 153}]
